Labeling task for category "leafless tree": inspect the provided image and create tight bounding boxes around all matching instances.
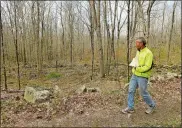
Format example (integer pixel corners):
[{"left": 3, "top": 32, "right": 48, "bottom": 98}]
[
  {"left": 92, "top": 0, "right": 104, "bottom": 77},
  {"left": 0, "top": 1, "right": 7, "bottom": 90},
  {"left": 127, "top": 0, "right": 130, "bottom": 82},
  {"left": 167, "top": 1, "right": 177, "bottom": 64}
]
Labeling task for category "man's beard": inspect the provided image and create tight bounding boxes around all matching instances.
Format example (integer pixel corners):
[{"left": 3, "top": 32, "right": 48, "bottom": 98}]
[{"left": 137, "top": 48, "right": 140, "bottom": 51}]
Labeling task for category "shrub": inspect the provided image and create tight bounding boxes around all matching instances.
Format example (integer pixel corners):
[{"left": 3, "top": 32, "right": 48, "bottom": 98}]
[{"left": 46, "top": 72, "right": 61, "bottom": 79}]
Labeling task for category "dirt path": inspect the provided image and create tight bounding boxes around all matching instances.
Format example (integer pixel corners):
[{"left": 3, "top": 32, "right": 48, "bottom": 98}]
[{"left": 1, "top": 66, "right": 181, "bottom": 127}]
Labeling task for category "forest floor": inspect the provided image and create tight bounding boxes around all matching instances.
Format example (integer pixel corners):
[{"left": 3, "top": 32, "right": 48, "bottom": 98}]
[{"left": 1, "top": 63, "right": 181, "bottom": 127}]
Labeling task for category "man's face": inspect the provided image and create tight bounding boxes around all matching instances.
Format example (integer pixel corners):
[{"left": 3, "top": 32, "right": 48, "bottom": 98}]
[{"left": 135, "top": 40, "right": 143, "bottom": 50}]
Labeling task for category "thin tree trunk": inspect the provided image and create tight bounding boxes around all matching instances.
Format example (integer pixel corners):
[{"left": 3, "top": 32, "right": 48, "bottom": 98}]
[
  {"left": 92, "top": 0, "right": 104, "bottom": 77},
  {"left": 40, "top": 3, "right": 45, "bottom": 71},
  {"left": 137, "top": 1, "right": 147, "bottom": 37},
  {"left": 129, "top": 1, "right": 134, "bottom": 62},
  {"left": 14, "top": 1, "right": 21, "bottom": 90},
  {"left": 97, "top": 1, "right": 104, "bottom": 77},
  {"left": 116, "top": 2, "right": 126, "bottom": 80},
  {"left": 1, "top": 24, "right": 7, "bottom": 91},
  {"left": 167, "top": 1, "right": 177, "bottom": 64},
  {"left": 159, "top": 2, "right": 166, "bottom": 63},
  {"left": 68, "top": 2, "right": 74, "bottom": 67},
  {"left": 36, "top": 1, "right": 41, "bottom": 76},
  {"left": 31, "top": 2, "right": 36, "bottom": 67},
  {"left": 81, "top": 29, "right": 84, "bottom": 60},
  {"left": 89, "top": 1, "right": 95, "bottom": 80},
  {"left": 20, "top": 4, "right": 27, "bottom": 66},
  {"left": 147, "top": 0, "right": 155, "bottom": 45},
  {"left": 60, "top": 2, "right": 65, "bottom": 65},
  {"left": 111, "top": 0, "right": 118, "bottom": 63},
  {"left": 55, "top": 7, "right": 58, "bottom": 71},
  {"left": 46, "top": 4, "right": 51, "bottom": 63},
  {"left": 127, "top": 0, "right": 130, "bottom": 82},
  {"left": 0, "top": 2, "right": 7, "bottom": 90},
  {"left": 103, "top": 1, "right": 111, "bottom": 76},
  {"left": 0, "top": 1, "right": 2, "bottom": 87},
  {"left": 129, "top": 2, "right": 137, "bottom": 61}
]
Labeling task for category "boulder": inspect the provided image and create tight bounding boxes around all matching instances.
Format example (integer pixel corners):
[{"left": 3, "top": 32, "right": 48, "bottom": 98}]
[
  {"left": 24, "top": 86, "right": 51, "bottom": 103},
  {"left": 75, "top": 86, "right": 101, "bottom": 94},
  {"left": 76, "top": 85, "right": 87, "bottom": 94}
]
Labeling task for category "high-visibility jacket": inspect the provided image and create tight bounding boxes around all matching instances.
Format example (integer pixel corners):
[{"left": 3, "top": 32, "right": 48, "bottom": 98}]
[{"left": 132, "top": 47, "right": 153, "bottom": 78}]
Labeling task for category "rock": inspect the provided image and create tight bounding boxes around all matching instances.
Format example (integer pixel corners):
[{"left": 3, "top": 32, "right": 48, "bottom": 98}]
[
  {"left": 84, "top": 64, "right": 88, "bottom": 67},
  {"left": 178, "top": 74, "right": 181, "bottom": 78},
  {"left": 24, "top": 86, "right": 51, "bottom": 103},
  {"left": 166, "top": 72, "right": 178, "bottom": 79},
  {"left": 124, "top": 83, "right": 129, "bottom": 89},
  {"left": 15, "top": 96, "right": 20, "bottom": 101},
  {"left": 147, "top": 81, "right": 152, "bottom": 86},
  {"left": 87, "top": 87, "right": 101, "bottom": 93},
  {"left": 29, "top": 73, "right": 37, "bottom": 79},
  {"left": 150, "top": 76, "right": 156, "bottom": 82},
  {"left": 53, "top": 85, "right": 61, "bottom": 95},
  {"left": 119, "top": 76, "right": 124, "bottom": 79},
  {"left": 157, "top": 75, "right": 165, "bottom": 81},
  {"left": 75, "top": 86, "right": 101, "bottom": 94},
  {"left": 62, "top": 97, "right": 67, "bottom": 105},
  {"left": 76, "top": 85, "right": 87, "bottom": 94},
  {"left": 163, "top": 65, "right": 172, "bottom": 69},
  {"left": 167, "top": 72, "right": 178, "bottom": 76}
]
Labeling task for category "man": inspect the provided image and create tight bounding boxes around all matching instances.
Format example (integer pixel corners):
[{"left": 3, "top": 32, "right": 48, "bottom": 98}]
[{"left": 122, "top": 37, "right": 155, "bottom": 114}]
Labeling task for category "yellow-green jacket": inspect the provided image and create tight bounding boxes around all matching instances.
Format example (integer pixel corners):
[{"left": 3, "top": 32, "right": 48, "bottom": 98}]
[{"left": 132, "top": 47, "right": 153, "bottom": 78}]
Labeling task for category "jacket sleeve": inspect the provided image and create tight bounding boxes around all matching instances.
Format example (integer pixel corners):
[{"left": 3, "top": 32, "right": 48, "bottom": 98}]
[{"left": 135, "top": 52, "right": 153, "bottom": 73}]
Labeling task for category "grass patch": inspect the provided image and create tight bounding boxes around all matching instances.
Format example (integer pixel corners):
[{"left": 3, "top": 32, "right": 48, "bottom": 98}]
[{"left": 46, "top": 72, "right": 61, "bottom": 79}]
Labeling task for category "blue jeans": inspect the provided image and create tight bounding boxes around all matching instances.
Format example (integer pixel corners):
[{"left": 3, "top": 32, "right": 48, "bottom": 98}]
[{"left": 128, "top": 74, "right": 155, "bottom": 109}]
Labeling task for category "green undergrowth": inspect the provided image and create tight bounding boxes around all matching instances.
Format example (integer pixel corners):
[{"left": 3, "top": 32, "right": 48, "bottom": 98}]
[{"left": 46, "top": 72, "right": 62, "bottom": 79}]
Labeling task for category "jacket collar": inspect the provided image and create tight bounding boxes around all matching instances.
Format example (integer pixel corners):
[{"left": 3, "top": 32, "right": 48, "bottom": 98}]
[{"left": 139, "top": 46, "right": 147, "bottom": 52}]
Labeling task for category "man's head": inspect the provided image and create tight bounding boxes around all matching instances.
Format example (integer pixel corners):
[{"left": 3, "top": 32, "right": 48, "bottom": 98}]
[{"left": 135, "top": 37, "right": 146, "bottom": 50}]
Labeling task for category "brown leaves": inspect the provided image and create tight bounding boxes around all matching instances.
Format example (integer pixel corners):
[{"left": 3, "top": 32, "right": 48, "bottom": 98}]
[
  {"left": 151, "top": 78, "right": 181, "bottom": 101},
  {"left": 61, "top": 92, "right": 103, "bottom": 115}
]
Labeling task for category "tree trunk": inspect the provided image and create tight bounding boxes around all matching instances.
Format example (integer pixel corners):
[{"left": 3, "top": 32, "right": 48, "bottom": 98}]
[
  {"left": 167, "top": 2, "right": 177, "bottom": 64},
  {"left": 67, "top": 2, "right": 74, "bottom": 67},
  {"left": 14, "top": 1, "right": 21, "bottom": 90},
  {"left": 21, "top": 4, "right": 27, "bottom": 66},
  {"left": 159, "top": 2, "right": 166, "bottom": 63},
  {"left": 40, "top": 2, "right": 45, "bottom": 71},
  {"left": 60, "top": 2, "right": 65, "bottom": 65},
  {"left": 129, "top": 2, "right": 137, "bottom": 61},
  {"left": 89, "top": 1, "right": 95, "bottom": 80},
  {"left": 110, "top": 0, "right": 118, "bottom": 63},
  {"left": 127, "top": 0, "right": 130, "bottom": 82},
  {"left": 55, "top": 7, "right": 58, "bottom": 71},
  {"left": 36, "top": 1, "right": 41, "bottom": 76},
  {"left": 97, "top": 1, "right": 104, "bottom": 77},
  {"left": 0, "top": 1, "right": 2, "bottom": 87},
  {"left": 92, "top": 0, "right": 104, "bottom": 77},
  {"left": 137, "top": 1, "right": 147, "bottom": 37},
  {"left": 147, "top": 0, "right": 155, "bottom": 45},
  {"left": 0, "top": 2, "right": 7, "bottom": 90},
  {"left": 103, "top": 1, "right": 111, "bottom": 76}
]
